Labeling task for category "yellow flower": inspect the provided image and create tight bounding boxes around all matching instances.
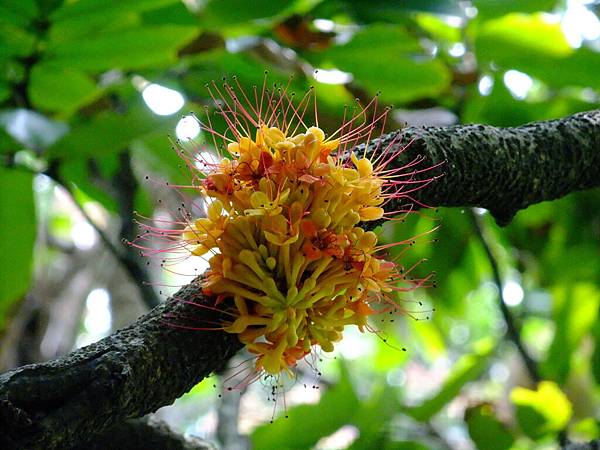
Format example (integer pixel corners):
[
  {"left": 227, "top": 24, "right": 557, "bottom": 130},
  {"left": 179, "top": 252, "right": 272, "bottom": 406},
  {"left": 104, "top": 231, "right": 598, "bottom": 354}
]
[{"left": 160, "top": 80, "right": 434, "bottom": 376}]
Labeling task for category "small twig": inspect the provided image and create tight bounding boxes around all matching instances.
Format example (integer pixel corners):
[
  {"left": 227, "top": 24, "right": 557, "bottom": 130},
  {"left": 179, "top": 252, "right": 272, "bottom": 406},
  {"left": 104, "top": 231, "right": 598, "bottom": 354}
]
[
  {"left": 57, "top": 175, "right": 160, "bottom": 309},
  {"left": 470, "top": 210, "right": 541, "bottom": 383}
]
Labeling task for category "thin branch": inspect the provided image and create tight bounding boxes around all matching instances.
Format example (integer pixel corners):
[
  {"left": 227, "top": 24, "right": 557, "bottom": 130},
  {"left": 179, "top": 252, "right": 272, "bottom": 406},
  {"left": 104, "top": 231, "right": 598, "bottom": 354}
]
[
  {"left": 470, "top": 210, "right": 541, "bottom": 383},
  {"left": 56, "top": 173, "right": 160, "bottom": 309}
]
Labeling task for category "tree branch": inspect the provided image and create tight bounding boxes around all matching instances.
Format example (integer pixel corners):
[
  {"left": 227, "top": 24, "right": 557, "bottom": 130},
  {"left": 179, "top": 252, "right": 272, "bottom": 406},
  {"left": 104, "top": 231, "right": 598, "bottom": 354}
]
[
  {"left": 364, "top": 109, "right": 600, "bottom": 225},
  {"left": 470, "top": 210, "right": 541, "bottom": 383},
  {"left": 0, "top": 282, "right": 241, "bottom": 449},
  {"left": 1, "top": 110, "right": 599, "bottom": 448}
]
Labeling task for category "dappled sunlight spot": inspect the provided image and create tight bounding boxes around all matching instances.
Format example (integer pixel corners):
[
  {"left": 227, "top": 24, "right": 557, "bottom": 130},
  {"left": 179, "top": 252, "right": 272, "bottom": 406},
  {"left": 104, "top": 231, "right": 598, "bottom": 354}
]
[
  {"left": 561, "top": 1, "right": 600, "bottom": 48},
  {"left": 448, "top": 42, "right": 465, "bottom": 57},
  {"left": 315, "top": 424, "right": 359, "bottom": 450},
  {"left": 33, "top": 173, "right": 52, "bottom": 192},
  {"left": 76, "top": 288, "right": 112, "bottom": 348},
  {"left": 71, "top": 221, "right": 96, "bottom": 251},
  {"left": 402, "top": 359, "right": 451, "bottom": 406},
  {"left": 190, "top": 410, "right": 218, "bottom": 440},
  {"left": 176, "top": 115, "right": 201, "bottom": 141},
  {"left": 489, "top": 362, "right": 510, "bottom": 384},
  {"left": 313, "top": 68, "right": 353, "bottom": 85},
  {"left": 478, "top": 75, "right": 493, "bottom": 96},
  {"left": 313, "top": 19, "right": 335, "bottom": 32},
  {"left": 502, "top": 280, "right": 524, "bottom": 307},
  {"left": 386, "top": 368, "right": 406, "bottom": 387},
  {"left": 334, "top": 326, "right": 376, "bottom": 360},
  {"left": 142, "top": 83, "right": 185, "bottom": 116},
  {"left": 449, "top": 323, "right": 470, "bottom": 346},
  {"left": 503, "top": 70, "right": 533, "bottom": 100}
]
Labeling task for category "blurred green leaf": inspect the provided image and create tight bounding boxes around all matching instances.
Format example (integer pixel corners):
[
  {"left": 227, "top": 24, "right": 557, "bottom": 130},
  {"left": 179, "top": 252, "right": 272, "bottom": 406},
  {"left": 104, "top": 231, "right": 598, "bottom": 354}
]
[
  {"left": 0, "top": 126, "right": 20, "bottom": 154},
  {"left": 29, "top": 63, "right": 100, "bottom": 114},
  {"left": 0, "top": 0, "right": 38, "bottom": 27},
  {"left": 307, "top": 24, "right": 451, "bottom": 103},
  {"left": 510, "top": 381, "right": 572, "bottom": 440},
  {"left": 466, "top": 404, "right": 514, "bottom": 450},
  {"left": 476, "top": 13, "right": 571, "bottom": 61},
  {"left": 0, "top": 168, "right": 35, "bottom": 326},
  {"left": 47, "top": 105, "right": 179, "bottom": 159},
  {"left": 141, "top": 1, "right": 198, "bottom": 25},
  {"left": 571, "top": 418, "right": 600, "bottom": 442},
  {"left": 542, "top": 284, "right": 600, "bottom": 383},
  {"left": 59, "top": 157, "right": 118, "bottom": 212},
  {"left": 349, "top": 384, "right": 399, "bottom": 449},
  {"left": 474, "top": 13, "right": 600, "bottom": 90},
  {"left": 326, "top": 0, "right": 463, "bottom": 23},
  {"left": 201, "top": 0, "right": 291, "bottom": 27},
  {"left": 0, "top": 23, "right": 36, "bottom": 58},
  {"left": 405, "top": 338, "right": 494, "bottom": 421},
  {"left": 45, "top": 25, "right": 199, "bottom": 72},
  {"left": 410, "top": 319, "right": 447, "bottom": 362},
  {"left": 50, "top": 0, "right": 178, "bottom": 22},
  {"left": 462, "top": 78, "right": 599, "bottom": 127},
  {"left": 472, "top": 0, "right": 556, "bottom": 20},
  {"left": 251, "top": 361, "right": 359, "bottom": 449},
  {"left": 131, "top": 129, "right": 190, "bottom": 187},
  {"left": 48, "top": 0, "right": 187, "bottom": 43},
  {"left": 415, "top": 13, "right": 461, "bottom": 42}
]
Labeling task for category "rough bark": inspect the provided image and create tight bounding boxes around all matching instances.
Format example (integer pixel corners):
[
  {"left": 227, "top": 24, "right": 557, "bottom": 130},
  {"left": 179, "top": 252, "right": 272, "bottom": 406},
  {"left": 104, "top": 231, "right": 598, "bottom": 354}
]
[
  {"left": 0, "top": 282, "right": 241, "bottom": 449},
  {"left": 364, "top": 109, "right": 600, "bottom": 225},
  {"left": 0, "top": 110, "right": 599, "bottom": 448}
]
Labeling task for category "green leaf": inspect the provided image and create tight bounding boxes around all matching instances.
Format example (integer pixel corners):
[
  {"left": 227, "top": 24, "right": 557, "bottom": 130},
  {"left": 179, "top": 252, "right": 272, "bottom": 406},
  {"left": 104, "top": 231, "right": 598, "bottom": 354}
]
[
  {"left": 542, "top": 284, "right": 600, "bottom": 383},
  {"left": 472, "top": 0, "right": 556, "bottom": 20},
  {"left": 250, "top": 362, "right": 359, "bottom": 450},
  {"left": 0, "top": 23, "right": 36, "bottom": 58},
  {"left": 511, "top": 381, "right": 572, "bottom": 440},
  {"left": 461, "top": 78, "right": 599, "bottom": 127},
  {"left": 308, "top": 24, "right": 451, "bottom": 104},
  {"left": 45, "top": 25, "right": 199, "bottom": 72},
  {"left": 405, "top": 338, "right": 495, "bottom": 421},
  {"left": 0, "top": 126, "right": 20, "bottom": 154},
  {"left": 332, "top": 0, "right": 463, "bottom": 23},
  {"left": 476, "top": 13, "right": 571, "bottom": 61},
  {"left": 506, "top": 48, "right": 600, "bottom": 90},
  {"left": 415, "top": 13, "right": 461, "bottom": 43},
  {"left": 141, "top": 1, "right": 198, "bottom": 26},
  {"left": 410, "top": 319, "right": 447, "bottom": 362},
  {"left": 349, "top": 384, "right": 399, "bottom": 449},
  {"left": 0, "top": 168, "right": 35, "bottom": 326},
  {"left": 48, "top": 0, "right": 186, "bottom": 43},
  {"left": 0, "top": 0, "right": 38, "bottom": 27},
  {"left": 201, "top": 0, "right": 291, "bottom": 27},
  {"left": 59, "top": 158, "right": 118, "bottom": 212},
  {"left": 131, "top": 129, "right": 189, "bottom": 188},
  {"left": 29, "top": 63, "right": 100, "bottom": 114},
  {"left": 466, "top": 404, "right": 514, "bottom": 450},
  {"left": 46, "top": 105, "right": 179, "bottom": 159},
  {"left": 51, "top": 0, "right": 178, "bottom": 22},
  {"left": 474, "top": 13, "right": 600, "bottom": 90}
]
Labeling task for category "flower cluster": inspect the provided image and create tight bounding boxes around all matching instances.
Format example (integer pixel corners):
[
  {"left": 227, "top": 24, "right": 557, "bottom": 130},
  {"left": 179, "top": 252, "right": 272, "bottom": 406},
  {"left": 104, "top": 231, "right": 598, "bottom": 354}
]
[{"left": 137, "top": 78, "right": 435, "bottom": 377}]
